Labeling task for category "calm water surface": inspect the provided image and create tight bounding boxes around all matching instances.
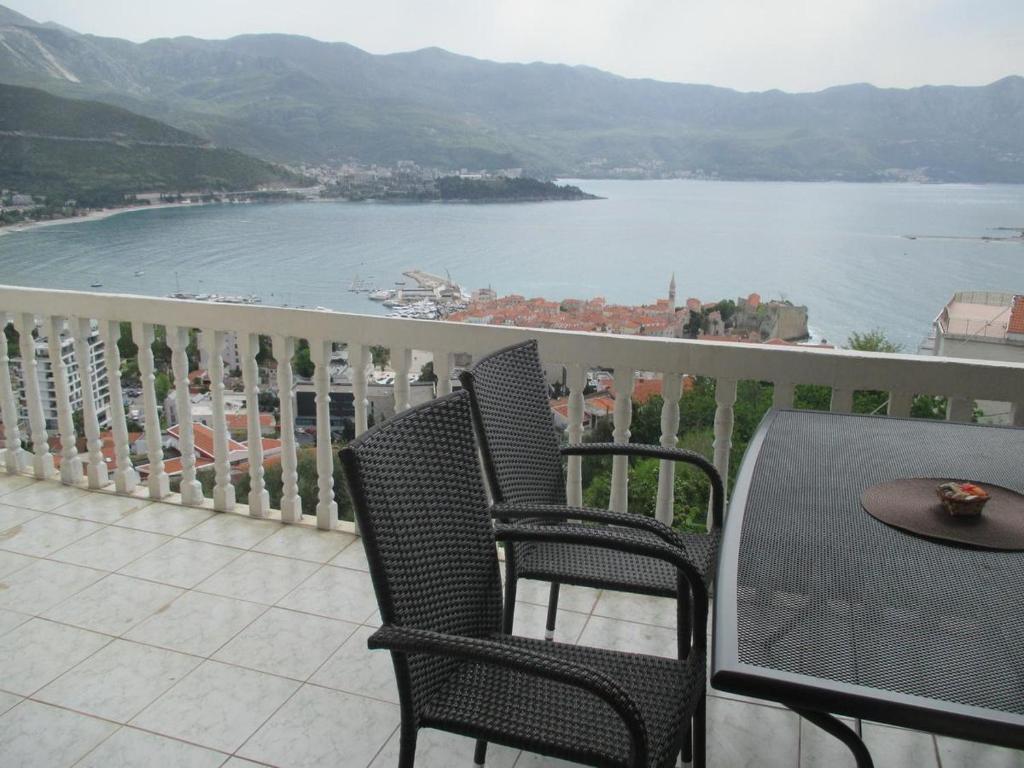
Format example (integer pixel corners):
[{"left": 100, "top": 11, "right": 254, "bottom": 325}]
[{"left": 1, "top": 180, "right": 1022, "bottom": 351}]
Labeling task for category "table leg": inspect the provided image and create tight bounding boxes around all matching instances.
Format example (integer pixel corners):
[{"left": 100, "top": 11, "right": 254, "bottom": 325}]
[{"left": 791, "top": 708, "right": 874, "bottom": 768}]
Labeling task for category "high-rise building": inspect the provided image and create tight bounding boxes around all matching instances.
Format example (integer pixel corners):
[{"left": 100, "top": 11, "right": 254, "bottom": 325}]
[{"left": 9, "top": 324, "right": 111, "bottom": 431}]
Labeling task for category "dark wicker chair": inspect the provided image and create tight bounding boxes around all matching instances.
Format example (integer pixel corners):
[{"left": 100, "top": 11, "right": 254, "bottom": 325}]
[
  {"left": 459, "top": 339, "right": 724, "bottom": 655},
  {"left": 340, "top": 391, "right": 707, "bottom": 768}
]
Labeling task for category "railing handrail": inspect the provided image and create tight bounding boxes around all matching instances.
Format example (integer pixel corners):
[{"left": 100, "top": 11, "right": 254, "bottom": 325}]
[{"left": 3, "top": 284, "right": 1023, "bottom": 401}]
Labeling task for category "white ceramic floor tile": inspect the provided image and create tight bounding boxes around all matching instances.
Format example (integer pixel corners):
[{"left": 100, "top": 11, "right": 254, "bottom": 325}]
[
  {"left": 511, "top": 601, "right": 589, "bottom": 643},
  {"left": 0, "top": 558, "right": 105, "bottom": 613},
  {"left": 0, "top": 690, "right": 22, "bottom": 715},
  {"left": 0, "top": 549, "right": 36, "bottom": 578},
  {"left": 118, "top": 537, "right": 242, "bottom": 588},
  {"left": 0, "top": 474, "right": 34, "bottom": 495},
  {"left": 49, "top": 525, "right": 170, "bottom": 571},
  {"left": 36, "top": 638, "right": 201, "bottom": 722},
  {"left": 329, "top": 538, "right": 369, "bottom": 571},
  {"left": 0, "top": 608, "right": 30, "bottom": 637},
  {"left": 42, "top": 573, "right": 182, "bottom": 635},
  {"left": 0, "top": 699, "right": 117, "bottom": 768},
  {"left": 706, "top": 696, "right": 799, "bottom": 768},
  {"left": 132, "top": 660, "right": 300, "bottom": 753},
  {"left": 51, "top": 492, "right": 154, "bottom": 524},
  {"left": 592, "top": 590, "right": 677, "bottom": 629},
  {"left": 115, "top": 501, "right": 215, "bottom": 536},
  {"left": 196, "top": 551, "right": 320, "bottom": 605},
  {"left": 935, "top": 734, "right": 1024, "bottom": 767},
  {"left": 0, "top": 512, "right": 103, "bottom": 557},
  {"left": 214, "top": 607, "right": 357, "bottom": 680},
  {"left": 238, "top": 684, "right": 399, "bottom": 768},
  {"left": 125, "top": 590, "right": 267, "bottom": 656},
  {"left": 75, "top": 726, "right": 229, "bottom": 768},
  {"left": 223, "top": 758, "right": 274, "bottom": 766},
  {"left": 0, "top": 618, "right": 110, "bottom": 695},
  {"left": 254, "top": 524, "right": 356, "bottom": 563},
  {"left": 0, "top": 481, "right": 89, "bottom": 512},
  {"left": 576, "top": 614, "right": 677, "bottom": 658},
  {"left": 277, "top": 565, "right": 378, "bottom": 623},
  {"left": 370, "top": 727, "right": 520, "bottom": 768},
  {"left": 309, "top": 625, "right": 399, "bottom": 703},
  {"left": 862, "top": 723, "right": 938, "bottom": 768},
  {"left": 182, "top": 513, "right": 281, "bottom": 549},
  {"left": 514, "top": 579, "right": 601, "bottom": 615},
  {"left": 513, "top": 752, "right": 590, "bottom": 767},
  {"left": 0, "top": 502, "right": 43, "bottom": 533},
  {"left": 798, "top": 715, "right": 858, "bottom": 768}
]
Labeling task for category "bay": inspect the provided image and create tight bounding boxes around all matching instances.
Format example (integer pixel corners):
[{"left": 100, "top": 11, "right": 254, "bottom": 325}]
[{"left": 1, "top": 179, "right": 1022, "bottom": 352}]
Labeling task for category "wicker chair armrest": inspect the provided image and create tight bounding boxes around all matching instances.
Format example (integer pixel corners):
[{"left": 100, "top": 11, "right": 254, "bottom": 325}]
[
  {"left": 561, "top": 442, "right": 725, "bottom": 529},
  {"left": 368, "top": 624, "right": 648, "bottom": 765},
  {"left": 489, "top": 502, "right": 685, "bottom": 548},
  {"left": 495, "top": 521, "right": 708, "bottom": 604}
]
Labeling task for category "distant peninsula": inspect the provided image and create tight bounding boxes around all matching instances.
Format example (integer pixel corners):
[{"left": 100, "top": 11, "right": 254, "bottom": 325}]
[{"left": 322, "top": 175, "right": 598, "bottom": 203}]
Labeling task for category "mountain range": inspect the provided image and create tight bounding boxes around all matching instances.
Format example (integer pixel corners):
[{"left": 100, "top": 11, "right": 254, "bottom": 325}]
[{"left": 2, "top": 4, "right": 1023, "bottom": 182}]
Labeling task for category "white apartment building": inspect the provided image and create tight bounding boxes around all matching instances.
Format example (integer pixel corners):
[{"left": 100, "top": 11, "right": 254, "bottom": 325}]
[{"left": 9, "top": 324, "right": 111, "bottom": 430}]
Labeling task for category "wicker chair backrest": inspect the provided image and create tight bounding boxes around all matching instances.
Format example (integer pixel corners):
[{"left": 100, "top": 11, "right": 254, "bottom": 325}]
[
  {"left": 340, "top": 391, "right": 503, "bottom": 715},
  {"left": 460, "top": 339, "right": 566, "bottom": 506}
]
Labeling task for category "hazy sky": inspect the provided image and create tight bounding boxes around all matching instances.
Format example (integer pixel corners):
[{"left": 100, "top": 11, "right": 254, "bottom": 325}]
[{"left": 8, "top": 0, "right": 1023, "bottom": 92}]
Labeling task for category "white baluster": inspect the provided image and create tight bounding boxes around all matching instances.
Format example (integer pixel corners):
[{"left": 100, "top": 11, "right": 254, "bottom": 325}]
[
  {"left": 168, "top": 326, "right": 203, "bottom": 505},
  {"left": 0, "top": 317, "right": 26, "bottom": 474},
  {"left": 712, "top": 377, "right": 738, "bottom": 523},
  {"left": 830, "top": 387, "right": 854, "bottom": 413},
  {"left": 71, "top": 317, "right": 109, "bottom": 489},
  {"left": 349, "top": 343, "right": 369, "bottom": 435},
  {"left": 565, "top": 363, "right": 586, "bottom": 507},
  {"left": 888, "top": 390, "right": 913, "bottom": 418},
  {"left": 434, "top": 350, "right": 452, "bottom": 396},
  {"left": 655, "top": 373, "right": 683, "bottom": 526},
  {"left": 133, "top": 322, "right": 169, "bottom": 499},
  {"left": 46, "top": 316, "right": 82, "bottom": 485},
  {"left": 393, "top": 347, "right": 411, "bottom": 413},
  {"left": 99, "top": 320, "right": 138, "bottom": 494},
  {"left": 946, "top": 396, "right": 974, "bottom": 423},
  {"left": 310, "top": 339, "right": 337, "bottom": 529},
  {"left": 202, "top": 329, "right": 235, "bottom": 512},
  {"left": 238, "top": 333, "right": 269, "bottom": 517},
  {"left": 773, "top": 381, "right": 795, "bottom": 409},
  {"left": 273, "top": 334, "right": 301, "bottom": 522},
  {"left": 16, "top": 314, "right": 54, "bottom": 480},
  {"left": 609, "top": 367, "right": 634, "bottom": 513}
]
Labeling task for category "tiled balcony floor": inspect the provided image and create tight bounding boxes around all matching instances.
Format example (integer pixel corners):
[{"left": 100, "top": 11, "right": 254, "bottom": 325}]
[{"left": 0, "top": 475, "right": 1021, "bottom": 768}]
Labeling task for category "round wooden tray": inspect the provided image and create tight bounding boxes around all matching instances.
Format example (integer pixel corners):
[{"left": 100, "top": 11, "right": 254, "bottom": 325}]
[{"left": 861, "top": 478, "right": 1024, "bottom": 551}]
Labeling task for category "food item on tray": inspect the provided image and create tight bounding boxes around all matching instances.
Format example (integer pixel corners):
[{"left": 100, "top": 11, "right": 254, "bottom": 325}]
[{"left": 936, "top": 481, "right": 990, "bottom": 517}]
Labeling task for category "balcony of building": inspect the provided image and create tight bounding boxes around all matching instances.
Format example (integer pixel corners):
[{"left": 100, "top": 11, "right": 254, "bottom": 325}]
[{"left": 1, "top": 284, "right": 1024, "bottom": 767}]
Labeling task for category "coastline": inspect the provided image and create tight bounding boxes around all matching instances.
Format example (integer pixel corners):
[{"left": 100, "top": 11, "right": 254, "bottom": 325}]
[{"left": 0, "top": 201, "right": 206, "bottom": 237}]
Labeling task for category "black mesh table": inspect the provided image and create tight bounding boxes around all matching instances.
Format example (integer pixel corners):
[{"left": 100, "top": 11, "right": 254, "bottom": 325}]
[{"left": 711, "top": 409, "right": 1024, "bottom": 768}]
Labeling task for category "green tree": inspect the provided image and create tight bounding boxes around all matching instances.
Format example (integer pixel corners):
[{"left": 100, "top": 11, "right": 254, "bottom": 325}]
[
  {"left": 369, "top": 345, "right": 390, "bottom": 371},
  {"left": 228, "top": 445, "right": 354, "bottom": 521},
  {"left": 292, "top": 339, "right": 315, "bottom": 378},
  {"left": 154, "top": 371, "right": 171, "bottom": 403}
]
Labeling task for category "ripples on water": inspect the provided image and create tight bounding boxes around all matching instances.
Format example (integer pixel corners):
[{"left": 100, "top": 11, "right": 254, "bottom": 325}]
[{"left": 1, "top": 180, "right": 1022, "bottom": 351}]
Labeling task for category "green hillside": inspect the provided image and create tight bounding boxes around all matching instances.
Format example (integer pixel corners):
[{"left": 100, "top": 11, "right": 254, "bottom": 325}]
[
  {"left": 0, "top": 83, "right": 303, "bottom": 205},
  {"left": 1, "top": 5, "right": 1023, "bottom": 181}
]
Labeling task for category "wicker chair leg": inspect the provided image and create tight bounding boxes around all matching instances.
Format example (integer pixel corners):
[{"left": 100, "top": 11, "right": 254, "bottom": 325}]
[
  {"left": 545, "top": 582, "right": 560, "bottom": 640},
  {"left": 502, "top": 573, "right": 518, "bottom": 634},
  {"left": 473, "top": 738, "right": 488, "bottom": 767},
  {"left": 693, "top": 693, "right": 707, "bottom": 768},
  {"left": 398, "top": 722, "right": 417, "bottom": 768}
]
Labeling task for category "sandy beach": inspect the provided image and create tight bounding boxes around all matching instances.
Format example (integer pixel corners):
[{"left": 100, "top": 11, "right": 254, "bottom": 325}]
[{"left": 0, "top": 201, "right": 205, "bottom": 236}]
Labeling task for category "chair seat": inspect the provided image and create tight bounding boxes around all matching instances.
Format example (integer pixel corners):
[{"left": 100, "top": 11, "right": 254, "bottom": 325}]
[
  {"left": 513, "top": 527, "right": 720, "bottom": 598},
  {"left": 422, "top": 633, "right": 704, "bottom": 768}
]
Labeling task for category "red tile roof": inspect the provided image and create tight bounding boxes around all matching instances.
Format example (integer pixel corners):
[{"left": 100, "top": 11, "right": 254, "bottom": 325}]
[
  {"left": 1009, "top": 295, "right": 1024, "bottom": 335},
  {"left": 167, "top": 423, "right": 246, "bottom": 459}
]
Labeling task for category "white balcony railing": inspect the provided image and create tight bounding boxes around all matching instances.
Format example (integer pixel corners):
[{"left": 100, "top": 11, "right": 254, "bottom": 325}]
[{"left": 2, "top": 284, "right": 1023, "bottom": 533}]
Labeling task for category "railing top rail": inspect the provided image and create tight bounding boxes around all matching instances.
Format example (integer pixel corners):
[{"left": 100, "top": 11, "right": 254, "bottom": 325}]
[{"left": 3, "top": 284, "right": 1024, "bottom": 401}]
